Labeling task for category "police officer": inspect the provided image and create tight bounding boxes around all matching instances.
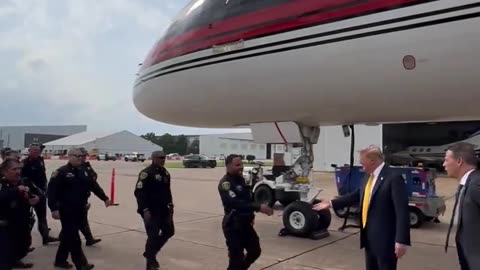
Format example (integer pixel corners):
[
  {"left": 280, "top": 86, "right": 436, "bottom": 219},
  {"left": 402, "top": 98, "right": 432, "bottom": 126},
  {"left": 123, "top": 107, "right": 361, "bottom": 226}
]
[
  {"left": 79, "top": 147, "right": 103, "bottom": 246},
  {"left": 0, "top": 158, "right": 40, "bottom": 269},
  {"left": 48, "top": 148, "right": 112, "bottom": 270},
  {"left": 21, "top": 143, "right": 59, "bottom": 245},
  {"left": 134, "top": 150, "right": 174, "bottom": 270},
  {"left": 218, "top": 154, "right": 273, "bottom": 270}
]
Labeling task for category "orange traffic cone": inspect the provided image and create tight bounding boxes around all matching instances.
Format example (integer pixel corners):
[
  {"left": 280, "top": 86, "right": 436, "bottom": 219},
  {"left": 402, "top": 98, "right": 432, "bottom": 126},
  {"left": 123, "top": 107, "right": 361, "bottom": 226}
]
[{"left": 110, "top": 168, "right": 119, "bottom": 206}]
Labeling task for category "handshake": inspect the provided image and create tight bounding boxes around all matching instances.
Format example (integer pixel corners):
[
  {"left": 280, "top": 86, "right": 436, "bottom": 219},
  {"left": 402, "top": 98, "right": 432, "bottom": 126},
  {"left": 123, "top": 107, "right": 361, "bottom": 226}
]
[{"left": 258, "top": 204, "right": 274, "bottom": 216}]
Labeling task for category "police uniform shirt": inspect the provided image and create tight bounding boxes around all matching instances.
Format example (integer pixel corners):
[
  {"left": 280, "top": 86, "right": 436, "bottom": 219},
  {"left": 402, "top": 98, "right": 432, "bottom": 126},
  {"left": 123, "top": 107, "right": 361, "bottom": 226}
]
[
  {"left": 21, "top": 157, "right": 48, "bottom": 190},
  {"left": 82, "top": 161, "right": 107, "bottom": 200},
  {"left": 47, "top": 163, "right": 108, "bottom": 212},
  {"left": 83, "top": 162, "right": 98, "bottom": 182},
  {"left": 134, "top": 165, "right": 172, "bottom": 216},
  {"left": 218, "top": 173, "right": 260, "bottom": 217}
]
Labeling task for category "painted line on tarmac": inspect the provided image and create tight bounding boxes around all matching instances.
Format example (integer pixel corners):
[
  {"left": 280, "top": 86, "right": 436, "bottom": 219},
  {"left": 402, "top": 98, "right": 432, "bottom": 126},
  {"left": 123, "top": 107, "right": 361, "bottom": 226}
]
[
  {"left": 93, "top": 229, "right": 136, "bottom": 238},
  {"left": 168, "top": 237, "right": 225, "bottom": 250},
  {"left": 260, "top": 231, "right": 359, "bottom": 270},
  {"left": 411, "top": 239, "right": 456, "bottom": 249},
  {"left": 175, "top": 208, "right": 224, "bottom": 217},
  {"left": 89, "top": 219, "right": 226, "bottom": 250}
]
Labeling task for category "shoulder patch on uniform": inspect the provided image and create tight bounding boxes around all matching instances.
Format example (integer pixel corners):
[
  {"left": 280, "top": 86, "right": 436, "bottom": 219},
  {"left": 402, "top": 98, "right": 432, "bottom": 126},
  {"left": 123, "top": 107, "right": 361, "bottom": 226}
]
[
  {"left": 221, "top": 181, "right": 231, "bottom": 190},
  {"left": 140, "top": 172, "right": 148, "bottom": 180}
]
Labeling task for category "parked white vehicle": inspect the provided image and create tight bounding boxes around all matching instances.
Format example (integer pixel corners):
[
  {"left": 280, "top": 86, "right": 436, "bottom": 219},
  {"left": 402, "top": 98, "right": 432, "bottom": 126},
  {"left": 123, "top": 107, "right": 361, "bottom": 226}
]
[{"left": 124, "top": 153, "right": 146, "bottom": 162}]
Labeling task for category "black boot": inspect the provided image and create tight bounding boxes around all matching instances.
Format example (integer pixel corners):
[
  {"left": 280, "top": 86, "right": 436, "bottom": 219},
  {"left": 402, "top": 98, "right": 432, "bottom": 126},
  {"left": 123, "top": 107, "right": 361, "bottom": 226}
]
[
  {"left": 43, "top": 236, "right": 60, "bottom": 245},
  {"left": 86, "top": 238, "right": 101, "bottom": 246},
  {"left": 12, "top": 261, "right": 33, "bottom": 268},
  {"left": 146, "top": 258, "right": 159, "bottom": 270}
]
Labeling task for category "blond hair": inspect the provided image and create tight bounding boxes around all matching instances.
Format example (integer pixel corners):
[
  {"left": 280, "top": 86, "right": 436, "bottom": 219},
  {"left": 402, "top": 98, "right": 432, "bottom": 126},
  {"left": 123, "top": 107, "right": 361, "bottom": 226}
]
[{"left": 359, "top": 145, "right": 384, "bottom": 161}]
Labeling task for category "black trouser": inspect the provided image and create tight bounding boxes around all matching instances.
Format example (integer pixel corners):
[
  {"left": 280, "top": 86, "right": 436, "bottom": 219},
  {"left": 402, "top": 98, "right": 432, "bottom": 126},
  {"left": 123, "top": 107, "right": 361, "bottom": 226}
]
[
  {"left": 79, "top": 203, "right": 94, "bottom": 242},
  {"left": 143, "top": 213, "right": 175, "bottom": 264},
  {"left": 0, "top": 223, "right": 31, "bottom": 269},
  {"left": 365, "top": 248, "right": 397, "bottom": 270},
  {"left": 222, "top": 217, "right": 261, "bottom": 270},
  {"left": 56, "top": 208, "right": 88, "bottom": 270},
  {"left": 456, "top": 241, "right": 470, "bottom": 270},
  {"left": 57, "top": 206, "right": 93, "bottom": 263},
  {"left": 0, "top": 227, "right": 12, "bottom": 270},
  {"left": 33, "top": 196, "right": 50, "bottom": 241},
  {"left": 12, "top": 225, "right": 31, "bottom": 265}
]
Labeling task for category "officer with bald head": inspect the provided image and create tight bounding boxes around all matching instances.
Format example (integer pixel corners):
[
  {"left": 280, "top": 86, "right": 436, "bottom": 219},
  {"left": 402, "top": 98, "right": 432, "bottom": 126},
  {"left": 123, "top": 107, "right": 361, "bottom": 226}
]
[{"left": 134, "top": 150, "right": 174, "bottom": 270}]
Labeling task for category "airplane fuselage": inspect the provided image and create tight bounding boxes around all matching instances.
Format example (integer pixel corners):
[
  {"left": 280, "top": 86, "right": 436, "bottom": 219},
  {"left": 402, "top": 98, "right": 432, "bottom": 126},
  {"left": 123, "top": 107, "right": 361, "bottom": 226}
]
[{"left": 133, "top": 0, "right": 480, "bottom": 128}]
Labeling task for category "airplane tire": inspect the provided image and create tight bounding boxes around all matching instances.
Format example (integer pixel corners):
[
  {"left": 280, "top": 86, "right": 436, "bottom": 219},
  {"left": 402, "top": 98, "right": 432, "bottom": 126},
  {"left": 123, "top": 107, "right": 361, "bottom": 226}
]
[
  {"left": 283, "top": 201, "right": 318, "bottom": 237},
  {"left": 409, "top": 207, "right": 424, "bottom": 228},
  {"left": 312, "top": 199, "right": 332, "bottom": 231}
]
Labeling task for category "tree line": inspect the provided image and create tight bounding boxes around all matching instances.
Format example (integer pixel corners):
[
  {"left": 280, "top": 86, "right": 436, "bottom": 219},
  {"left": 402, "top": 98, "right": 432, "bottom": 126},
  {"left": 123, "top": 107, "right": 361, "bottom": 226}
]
[{"left": 141, "top": 132, "right": 199, "bottom": 155}]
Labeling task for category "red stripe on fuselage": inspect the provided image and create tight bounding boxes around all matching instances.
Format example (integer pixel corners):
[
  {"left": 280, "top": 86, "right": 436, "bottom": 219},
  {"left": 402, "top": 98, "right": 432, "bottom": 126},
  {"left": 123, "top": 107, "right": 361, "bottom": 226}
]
[
  {"left": 144, "top": 0, "right": 429, "bottom": 68},
  {"left": 156, "top": 0, "right": 355, "bottom": 54}
]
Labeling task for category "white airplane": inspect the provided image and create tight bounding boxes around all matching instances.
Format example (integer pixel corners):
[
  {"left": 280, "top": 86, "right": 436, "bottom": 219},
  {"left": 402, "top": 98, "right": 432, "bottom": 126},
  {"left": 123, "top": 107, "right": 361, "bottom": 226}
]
[
  {"left": 391, "top": 129, "right": 480, "bottom": 166},
  {"left": 132, "top": 0, "right": 480, "bottom": 237},
  {"left": 134, "top": 0, "right": 480, "bottom": 129}
]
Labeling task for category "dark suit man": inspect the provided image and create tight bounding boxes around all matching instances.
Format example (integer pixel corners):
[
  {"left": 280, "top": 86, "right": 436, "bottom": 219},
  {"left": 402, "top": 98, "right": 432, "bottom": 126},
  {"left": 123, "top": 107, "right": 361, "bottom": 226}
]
[
  {"left": 443, "top": 142, "right": 480, "bottom": 270},
  {"left": 313, "top": 145, "right": 410, "bottom": 270}
]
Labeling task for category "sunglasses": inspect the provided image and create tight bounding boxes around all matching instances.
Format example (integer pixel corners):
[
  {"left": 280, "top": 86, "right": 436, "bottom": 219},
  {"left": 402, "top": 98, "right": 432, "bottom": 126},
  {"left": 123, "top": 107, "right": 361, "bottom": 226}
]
[{"left": 154, "top": 156, "right": 166, "bottom": 159}]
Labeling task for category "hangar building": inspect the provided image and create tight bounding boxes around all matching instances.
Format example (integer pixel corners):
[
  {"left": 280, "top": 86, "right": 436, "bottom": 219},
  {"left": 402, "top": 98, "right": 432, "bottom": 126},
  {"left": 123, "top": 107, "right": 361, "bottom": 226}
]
[
  {"left": 199, "top": 133, "right": 268, "bottom": 160},
  {"left": 199, "top": 126, "right": 381, "bottom": 171},
  {"left": 0, "top": 125, "right": 87, "bottom": 151},
  {"left": 43, "top": 130, "right": 163, "bottom": 157},
  {"left": 199, "top": 121, "right": 480, "bottom": 172}
]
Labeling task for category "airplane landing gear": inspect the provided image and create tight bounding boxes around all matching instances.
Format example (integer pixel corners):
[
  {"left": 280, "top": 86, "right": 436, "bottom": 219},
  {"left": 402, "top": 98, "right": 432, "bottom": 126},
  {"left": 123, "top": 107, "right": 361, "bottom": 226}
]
[
  {"left": 278, "top": 199, "right": 331, "bottom": 240},
  {"left": 249, "top": 122, "right": 331, "bottom": 240}
]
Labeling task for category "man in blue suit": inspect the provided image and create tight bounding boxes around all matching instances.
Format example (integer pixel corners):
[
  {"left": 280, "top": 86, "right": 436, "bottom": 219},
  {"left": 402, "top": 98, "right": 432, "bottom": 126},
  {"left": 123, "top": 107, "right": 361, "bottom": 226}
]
[{"left": 313, "top": 145, "right": 410, "bottom": 270}]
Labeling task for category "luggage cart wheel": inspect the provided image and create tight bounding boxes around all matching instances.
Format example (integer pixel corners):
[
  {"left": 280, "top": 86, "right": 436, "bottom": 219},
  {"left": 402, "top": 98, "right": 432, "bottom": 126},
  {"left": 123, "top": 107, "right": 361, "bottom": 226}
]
[{"left": 409, "top": 207, "right": 424, "bottom": 228}]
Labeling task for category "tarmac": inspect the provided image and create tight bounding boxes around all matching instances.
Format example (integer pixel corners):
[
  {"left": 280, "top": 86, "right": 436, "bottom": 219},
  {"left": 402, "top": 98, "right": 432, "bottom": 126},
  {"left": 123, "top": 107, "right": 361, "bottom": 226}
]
[{"left": 25, "top": 160, "right": 461, "bottom": 270}]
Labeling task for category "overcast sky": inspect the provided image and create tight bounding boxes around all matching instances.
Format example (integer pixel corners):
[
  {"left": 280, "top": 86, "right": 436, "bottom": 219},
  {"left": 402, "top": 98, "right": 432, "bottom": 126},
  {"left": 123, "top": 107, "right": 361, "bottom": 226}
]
[{"left": 0, "top": 0, "right": 248, "bottom": 136}]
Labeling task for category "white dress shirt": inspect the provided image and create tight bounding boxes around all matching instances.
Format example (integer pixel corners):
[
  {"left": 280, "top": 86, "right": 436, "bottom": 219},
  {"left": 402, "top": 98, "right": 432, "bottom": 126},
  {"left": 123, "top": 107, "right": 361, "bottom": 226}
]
[
  {"left": 366, "top": 162, "right": 385, "bottom": 203},
  {"left": 460, "top": 169, "right": 474, "bottom": 186}
]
